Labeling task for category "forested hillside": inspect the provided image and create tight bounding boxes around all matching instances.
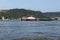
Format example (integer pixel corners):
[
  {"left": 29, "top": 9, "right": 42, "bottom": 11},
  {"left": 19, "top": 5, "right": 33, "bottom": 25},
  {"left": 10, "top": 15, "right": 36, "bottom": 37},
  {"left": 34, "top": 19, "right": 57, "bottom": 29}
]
[
  {"left": 0, "top": 9, "right": 47, "bottom": 19},
  {"left": 44, "top": 12, "right": 60, "bottom": 18}
]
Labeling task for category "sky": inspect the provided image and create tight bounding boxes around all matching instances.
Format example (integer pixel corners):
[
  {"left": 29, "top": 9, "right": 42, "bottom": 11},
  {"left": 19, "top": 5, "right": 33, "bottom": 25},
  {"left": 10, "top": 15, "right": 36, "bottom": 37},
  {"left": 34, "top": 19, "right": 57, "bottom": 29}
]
[{"left": 0, "top": 0, "right": 60, "bottom": 12}]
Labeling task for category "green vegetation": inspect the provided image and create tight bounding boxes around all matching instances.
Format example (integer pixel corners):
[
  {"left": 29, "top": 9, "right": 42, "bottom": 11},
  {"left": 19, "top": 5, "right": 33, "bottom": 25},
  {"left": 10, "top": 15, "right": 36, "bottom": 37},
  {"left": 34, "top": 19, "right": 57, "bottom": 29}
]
[
  {"left": 0, "top": 9, "right": 48, "bottom": 19},
  {"left": 13, "top": 37, "right": 52, "bottom": 40},
  {"left": 44, "top": 12, "right": 60, "bottom": 18},
  {"left": 0, "top": 9, "right": 59, "bottom": 19}
]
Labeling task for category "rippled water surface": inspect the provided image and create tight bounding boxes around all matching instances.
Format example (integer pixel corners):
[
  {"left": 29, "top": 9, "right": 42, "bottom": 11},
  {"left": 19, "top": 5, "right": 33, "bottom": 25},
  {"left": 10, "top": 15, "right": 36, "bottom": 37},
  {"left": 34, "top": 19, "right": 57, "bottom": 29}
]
[{"left": 0, "top": 20, "right": 60, "bottom": 40}]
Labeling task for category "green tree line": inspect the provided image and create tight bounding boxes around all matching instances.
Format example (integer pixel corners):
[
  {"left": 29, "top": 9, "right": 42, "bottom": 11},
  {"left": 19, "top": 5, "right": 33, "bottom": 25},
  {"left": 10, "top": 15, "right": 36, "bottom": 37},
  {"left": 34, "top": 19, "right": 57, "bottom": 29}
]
[{"left": 0, "top": 9, "right": 48, "bottom": 19}]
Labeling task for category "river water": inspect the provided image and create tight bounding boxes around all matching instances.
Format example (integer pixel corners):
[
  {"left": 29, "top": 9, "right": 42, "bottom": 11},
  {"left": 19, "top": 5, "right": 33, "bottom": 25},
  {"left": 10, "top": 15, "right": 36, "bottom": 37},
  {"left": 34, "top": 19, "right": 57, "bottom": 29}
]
[{"left": 0, "top": 20, "right": 60, "bottom": 40}]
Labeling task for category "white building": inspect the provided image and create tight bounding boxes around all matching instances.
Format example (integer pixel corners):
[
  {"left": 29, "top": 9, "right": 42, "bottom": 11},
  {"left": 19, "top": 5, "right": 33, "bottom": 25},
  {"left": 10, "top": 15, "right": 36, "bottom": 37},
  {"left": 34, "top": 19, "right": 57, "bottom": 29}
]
[{"left": 2, "top": 16, "right": 5, "bottom": 20}]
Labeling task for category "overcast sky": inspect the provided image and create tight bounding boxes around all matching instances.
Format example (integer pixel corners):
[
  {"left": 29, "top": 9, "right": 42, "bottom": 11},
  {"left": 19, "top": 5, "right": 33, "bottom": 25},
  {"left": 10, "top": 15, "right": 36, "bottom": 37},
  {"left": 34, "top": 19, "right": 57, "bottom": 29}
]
[{"left": 0, "top": 0, "right": 60, "bottom": 12}]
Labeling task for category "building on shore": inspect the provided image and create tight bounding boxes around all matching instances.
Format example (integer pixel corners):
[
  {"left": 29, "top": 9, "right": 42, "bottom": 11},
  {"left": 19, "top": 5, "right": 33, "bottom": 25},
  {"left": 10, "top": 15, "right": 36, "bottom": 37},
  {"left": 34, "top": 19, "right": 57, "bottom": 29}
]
[
  {"left": 2, "top": 16, "right": 5, "bottom": 20},
  {"left": 53, "top": 17, "right": 60, "bottom": 20},
  {"left": 1, "top": 16, "right": 9, "bottom": 20}
]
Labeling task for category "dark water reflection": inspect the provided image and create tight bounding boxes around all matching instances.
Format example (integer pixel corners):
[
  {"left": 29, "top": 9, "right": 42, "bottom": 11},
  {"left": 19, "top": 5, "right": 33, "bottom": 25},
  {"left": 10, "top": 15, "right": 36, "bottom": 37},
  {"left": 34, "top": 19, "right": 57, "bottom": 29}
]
[{"left": 0, "top": 20, "right": 60, "bottom": 40}]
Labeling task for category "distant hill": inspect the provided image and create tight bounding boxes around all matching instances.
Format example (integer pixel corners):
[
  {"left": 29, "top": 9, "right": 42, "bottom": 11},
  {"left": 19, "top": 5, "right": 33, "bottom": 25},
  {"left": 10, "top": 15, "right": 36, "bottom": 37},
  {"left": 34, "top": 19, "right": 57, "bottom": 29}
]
[
  {"left": 0, "top": 9, "right": 48, "bottom": 19},
  {"left": 44, "top": 12, "right": 60, "bottom": 18}
]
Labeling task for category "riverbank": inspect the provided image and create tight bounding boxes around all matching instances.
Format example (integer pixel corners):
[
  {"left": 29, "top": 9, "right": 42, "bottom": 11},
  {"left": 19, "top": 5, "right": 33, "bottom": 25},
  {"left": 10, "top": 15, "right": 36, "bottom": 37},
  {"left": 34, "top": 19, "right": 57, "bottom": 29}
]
[{"left": 13, "top": 37, "right": 54, "bottom": 40}]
